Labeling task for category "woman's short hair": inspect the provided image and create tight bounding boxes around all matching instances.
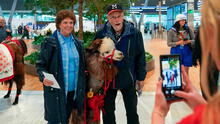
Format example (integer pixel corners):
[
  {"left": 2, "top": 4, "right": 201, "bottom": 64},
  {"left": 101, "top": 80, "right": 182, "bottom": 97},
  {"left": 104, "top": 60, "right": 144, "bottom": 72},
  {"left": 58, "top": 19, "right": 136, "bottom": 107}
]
[{"left": 55, "top": 10, "right": 76, "bottom": 30}]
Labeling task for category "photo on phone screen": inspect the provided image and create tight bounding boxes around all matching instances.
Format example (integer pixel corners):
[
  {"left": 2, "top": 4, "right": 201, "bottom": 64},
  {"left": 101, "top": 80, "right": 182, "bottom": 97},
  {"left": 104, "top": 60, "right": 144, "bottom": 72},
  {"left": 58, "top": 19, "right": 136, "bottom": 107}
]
[{"left": 160, "top": 55, "right": 182, "bottom": 100}]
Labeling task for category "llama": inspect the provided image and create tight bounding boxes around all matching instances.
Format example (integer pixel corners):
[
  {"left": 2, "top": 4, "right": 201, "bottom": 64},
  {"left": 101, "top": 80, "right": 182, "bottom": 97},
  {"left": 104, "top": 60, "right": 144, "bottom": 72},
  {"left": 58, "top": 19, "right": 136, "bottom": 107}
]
[
  {"left": 0, "top": 39, "right": 27, "bottom": 105},
  {"left": 69, "top": 37, "right": 123, "bottom": 124}
]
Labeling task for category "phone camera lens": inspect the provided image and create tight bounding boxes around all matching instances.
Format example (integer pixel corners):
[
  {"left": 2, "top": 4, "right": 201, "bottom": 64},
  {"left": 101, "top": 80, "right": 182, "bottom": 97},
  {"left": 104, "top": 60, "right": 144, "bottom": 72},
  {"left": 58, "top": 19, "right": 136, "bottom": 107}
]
[{"left": 171, "top": 90, "right": 175, "bottom": 95}]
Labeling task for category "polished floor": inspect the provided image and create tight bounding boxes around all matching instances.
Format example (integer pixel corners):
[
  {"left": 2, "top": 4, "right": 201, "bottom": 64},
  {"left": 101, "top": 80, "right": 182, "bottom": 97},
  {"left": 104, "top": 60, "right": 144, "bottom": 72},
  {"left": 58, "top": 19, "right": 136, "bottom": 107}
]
[
  {"left": 0, "top": 32, "right": 200, "bottom": 124},
  {"left": 0, "top": 91, "right": 192, "bottom": 124}
]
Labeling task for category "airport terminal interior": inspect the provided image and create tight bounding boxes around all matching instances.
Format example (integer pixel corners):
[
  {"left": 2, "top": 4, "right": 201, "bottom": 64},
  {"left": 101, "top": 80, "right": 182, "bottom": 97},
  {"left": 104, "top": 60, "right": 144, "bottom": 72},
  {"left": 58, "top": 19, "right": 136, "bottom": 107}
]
[{"left": 0, "top": 0, "right": 218, "bottom": 124}]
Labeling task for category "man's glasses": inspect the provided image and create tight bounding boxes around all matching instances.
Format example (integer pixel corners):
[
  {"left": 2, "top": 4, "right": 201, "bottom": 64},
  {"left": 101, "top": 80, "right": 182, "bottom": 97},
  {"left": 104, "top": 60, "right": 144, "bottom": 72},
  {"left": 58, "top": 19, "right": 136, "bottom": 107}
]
[{"left": 109, "top": 15, "right": 123, "bottom": 20}]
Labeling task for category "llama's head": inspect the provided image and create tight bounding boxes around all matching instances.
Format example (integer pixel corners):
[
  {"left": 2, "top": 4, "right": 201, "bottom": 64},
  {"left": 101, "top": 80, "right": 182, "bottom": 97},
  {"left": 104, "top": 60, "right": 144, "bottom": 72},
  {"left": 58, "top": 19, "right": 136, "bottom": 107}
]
[{"left": 87, "top": 37, "right": 124, "bottom": 62}]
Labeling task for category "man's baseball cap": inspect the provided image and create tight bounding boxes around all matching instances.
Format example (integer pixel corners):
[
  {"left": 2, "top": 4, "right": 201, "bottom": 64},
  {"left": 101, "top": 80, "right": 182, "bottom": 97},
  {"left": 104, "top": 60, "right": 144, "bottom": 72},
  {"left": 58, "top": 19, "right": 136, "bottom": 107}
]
[{"left": 106, "top": 4, "right": 123, "bottom": 15}]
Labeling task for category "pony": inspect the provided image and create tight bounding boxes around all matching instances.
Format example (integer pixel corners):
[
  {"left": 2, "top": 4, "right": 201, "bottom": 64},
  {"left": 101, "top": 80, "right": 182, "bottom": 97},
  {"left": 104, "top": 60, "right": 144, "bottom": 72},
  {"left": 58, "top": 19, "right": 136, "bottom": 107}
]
[
  {"left": 69, "top": 37, "right": 124, "bottom": 124},
  {"left": 0, "top": 39, "right": 27, "bottom": 105}
]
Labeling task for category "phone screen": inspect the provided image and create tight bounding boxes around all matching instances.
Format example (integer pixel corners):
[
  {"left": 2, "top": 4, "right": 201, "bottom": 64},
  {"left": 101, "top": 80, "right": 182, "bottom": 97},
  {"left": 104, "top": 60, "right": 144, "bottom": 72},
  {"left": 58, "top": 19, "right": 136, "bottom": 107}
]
[{"left": 160, "top": 55, "right": 182, "bottom": 100}]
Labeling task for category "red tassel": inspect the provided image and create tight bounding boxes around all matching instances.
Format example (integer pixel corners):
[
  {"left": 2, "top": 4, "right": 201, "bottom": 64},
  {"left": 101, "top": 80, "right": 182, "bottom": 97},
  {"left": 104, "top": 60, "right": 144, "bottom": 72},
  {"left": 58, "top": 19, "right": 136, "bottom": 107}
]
[{"left": 88, "top": 95, "right": 105, "bottom": 121}]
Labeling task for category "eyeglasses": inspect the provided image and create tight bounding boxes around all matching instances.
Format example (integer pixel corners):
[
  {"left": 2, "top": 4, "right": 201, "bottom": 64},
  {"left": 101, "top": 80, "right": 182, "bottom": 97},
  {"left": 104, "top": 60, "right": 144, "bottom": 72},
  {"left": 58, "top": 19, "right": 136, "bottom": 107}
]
[{"left": 109, "top": 15, "right": 123, "bottom": 20}]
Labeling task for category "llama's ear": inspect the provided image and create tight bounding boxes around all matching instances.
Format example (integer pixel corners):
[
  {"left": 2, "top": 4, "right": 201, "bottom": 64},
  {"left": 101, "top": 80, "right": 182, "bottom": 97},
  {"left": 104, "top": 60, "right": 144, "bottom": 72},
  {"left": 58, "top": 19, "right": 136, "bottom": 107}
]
[{"left": 86, "top": 39, "right": 102, "bottom": 52}]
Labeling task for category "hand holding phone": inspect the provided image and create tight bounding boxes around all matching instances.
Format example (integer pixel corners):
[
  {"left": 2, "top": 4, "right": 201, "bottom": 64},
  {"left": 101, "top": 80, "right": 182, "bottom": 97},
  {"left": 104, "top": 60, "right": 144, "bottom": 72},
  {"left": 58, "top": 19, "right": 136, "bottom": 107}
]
[{"left": 160, "top": 55, "right": 183, "bottom": 101}]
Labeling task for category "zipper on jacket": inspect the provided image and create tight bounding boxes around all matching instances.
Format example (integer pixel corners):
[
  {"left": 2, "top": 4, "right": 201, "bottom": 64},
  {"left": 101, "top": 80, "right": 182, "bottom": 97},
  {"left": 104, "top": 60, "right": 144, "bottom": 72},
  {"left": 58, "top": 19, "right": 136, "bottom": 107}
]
[
  {"left": 127, "top": 39, "right": 134, "bottom": 83},
  {"left": 129, "top": 70, "right": 134, "bottom": 83}
]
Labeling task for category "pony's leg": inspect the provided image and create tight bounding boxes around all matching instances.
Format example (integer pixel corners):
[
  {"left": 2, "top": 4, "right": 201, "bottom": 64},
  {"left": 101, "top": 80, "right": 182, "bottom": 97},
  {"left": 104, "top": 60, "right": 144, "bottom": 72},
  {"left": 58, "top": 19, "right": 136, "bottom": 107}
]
[
  {"left": 13, "top": 85, "right": 21, "bottom": 105},
  {"left": 13, "top": 75, "right": 24, "bottom": 105},
  {"left": 69, "top": 109, "right": 85, "bottom": 124},
  {"left": 3, "top": 80, "right": 13, "bottom": 98},
  {"left": 87, "top": 110, "right": 100, "bottom": 124}
]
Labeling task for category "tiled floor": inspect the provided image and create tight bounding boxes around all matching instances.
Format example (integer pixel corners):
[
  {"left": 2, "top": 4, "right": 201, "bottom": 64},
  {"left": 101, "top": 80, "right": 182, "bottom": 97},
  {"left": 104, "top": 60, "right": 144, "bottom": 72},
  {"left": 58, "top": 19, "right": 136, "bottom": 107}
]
[{"left": 0, "top": 91, "right": 192, "bottom": 124}]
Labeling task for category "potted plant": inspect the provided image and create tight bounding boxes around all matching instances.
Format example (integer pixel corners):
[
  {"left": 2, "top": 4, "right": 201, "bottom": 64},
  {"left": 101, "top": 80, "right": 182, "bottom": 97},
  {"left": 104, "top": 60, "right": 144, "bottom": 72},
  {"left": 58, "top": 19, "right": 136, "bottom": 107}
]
[
  {"left": 32, "top": 35, "right": 45, "bottom": 50},
  {"left": 145, "top": 52, "right": 155, "bottom": 72},
  {"left": 24, "top": 51, "right": 40, "bottom": 76}
]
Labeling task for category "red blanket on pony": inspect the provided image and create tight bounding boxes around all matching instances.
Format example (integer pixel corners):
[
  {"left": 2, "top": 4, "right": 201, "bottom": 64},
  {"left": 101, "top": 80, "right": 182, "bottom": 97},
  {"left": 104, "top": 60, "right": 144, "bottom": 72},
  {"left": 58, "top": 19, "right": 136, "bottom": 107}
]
[{"left": 0, "top": 43, "right": 14, "bottom": 82}]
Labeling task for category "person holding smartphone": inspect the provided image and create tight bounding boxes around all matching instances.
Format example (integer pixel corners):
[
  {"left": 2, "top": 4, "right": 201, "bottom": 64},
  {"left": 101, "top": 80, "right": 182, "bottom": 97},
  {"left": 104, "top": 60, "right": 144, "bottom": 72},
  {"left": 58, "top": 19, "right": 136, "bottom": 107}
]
[
  {"left": 152, "top": 0, "right": 220, "bottom": 123},
  {"left": 167, "top": 14, "right": 195, "bottom": 75}
]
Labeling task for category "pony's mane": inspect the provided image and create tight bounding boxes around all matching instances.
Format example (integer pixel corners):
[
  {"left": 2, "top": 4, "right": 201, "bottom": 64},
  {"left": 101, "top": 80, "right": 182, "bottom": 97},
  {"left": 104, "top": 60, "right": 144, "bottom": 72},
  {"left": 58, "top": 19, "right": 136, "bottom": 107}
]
[{"left": 18, "top": 39, "right": 27, "bottom": 55}]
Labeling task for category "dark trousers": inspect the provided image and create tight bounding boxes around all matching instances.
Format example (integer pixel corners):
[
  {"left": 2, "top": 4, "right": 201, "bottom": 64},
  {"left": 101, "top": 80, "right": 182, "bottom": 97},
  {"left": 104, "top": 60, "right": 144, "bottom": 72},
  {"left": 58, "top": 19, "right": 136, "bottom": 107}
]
[
  {"left": 47, "top": 121, "right": 60, "bottom": 124},
  {"left": 21, "top": 33, "right": 29, "bottom": 39},
  {"left": 66, "top": 91, "right": 76, "bottom": 121},
  {"left": 103, "top": 85, "right": 139, "bottom": 124}
]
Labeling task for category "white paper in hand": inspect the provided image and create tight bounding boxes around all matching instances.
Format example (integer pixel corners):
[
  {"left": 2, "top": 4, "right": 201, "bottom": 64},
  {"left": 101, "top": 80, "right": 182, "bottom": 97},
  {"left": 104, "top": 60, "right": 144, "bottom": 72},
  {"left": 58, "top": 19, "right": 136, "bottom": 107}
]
[{"left": 43, "top": 72, "right": 60, "bottom": 89}]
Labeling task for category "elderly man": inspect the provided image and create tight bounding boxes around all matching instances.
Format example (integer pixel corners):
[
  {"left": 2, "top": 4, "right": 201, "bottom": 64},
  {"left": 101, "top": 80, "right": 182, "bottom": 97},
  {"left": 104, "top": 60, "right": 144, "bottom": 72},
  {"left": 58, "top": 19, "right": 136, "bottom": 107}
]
[
  {"left": 0, "top": 16, "right": 11, "bottom": 43},
  {"left": 94, "top": 4, "right": 146, "bottom": 124}
]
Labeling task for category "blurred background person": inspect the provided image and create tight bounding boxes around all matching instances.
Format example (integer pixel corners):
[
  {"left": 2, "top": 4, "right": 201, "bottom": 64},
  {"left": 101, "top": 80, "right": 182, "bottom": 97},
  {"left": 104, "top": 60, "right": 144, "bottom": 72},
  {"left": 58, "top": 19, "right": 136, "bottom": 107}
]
[
  {"left": 167, "top": 14, "right": 195, "bottom": 75},
  {"left": 17, "top": 25, "right": 23, "bottom": 35},
  {"left": 0, "top": 16, "right": 11, "bottom": 43},
  {"left": 21, "top": 24, "right": 30, "bottom": 39}
]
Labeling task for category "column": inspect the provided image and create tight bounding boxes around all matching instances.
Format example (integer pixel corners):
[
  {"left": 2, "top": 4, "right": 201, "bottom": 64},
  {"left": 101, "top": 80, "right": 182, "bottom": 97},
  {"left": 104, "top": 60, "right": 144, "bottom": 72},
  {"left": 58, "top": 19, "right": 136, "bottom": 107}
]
[
  {"left": 0, "top": 6, "right": 3, "bottom": 17},
  {"left": 187, "top": 0, "right": 194, "bottom": 31}
]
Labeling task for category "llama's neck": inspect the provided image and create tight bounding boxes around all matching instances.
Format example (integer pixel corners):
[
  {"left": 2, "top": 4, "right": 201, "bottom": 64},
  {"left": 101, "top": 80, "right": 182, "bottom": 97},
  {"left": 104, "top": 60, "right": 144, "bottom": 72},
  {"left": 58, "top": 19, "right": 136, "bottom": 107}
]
[
  {"left": 86, "top": 54, "right": 117, "bottom": 81},
  {"left": 101, "top": 62, "right": 117, "bottom": 81},
  {"left": 86, "top": 54, "right": 105, "bottom": 81}
]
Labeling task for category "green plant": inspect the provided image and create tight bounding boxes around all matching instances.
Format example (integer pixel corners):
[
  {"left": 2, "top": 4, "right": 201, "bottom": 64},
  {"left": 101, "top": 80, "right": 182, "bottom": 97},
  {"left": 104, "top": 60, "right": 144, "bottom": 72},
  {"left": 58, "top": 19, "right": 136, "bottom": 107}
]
[
  {"left": 24, "top": 51, "right": 40, "bottom": 65},
  {"left": 145, "top": 52, "right": 153, "bottom": 63},
  {"left": 75, "top": 31, "right": 95, "bottom": 48},
  {"left": 32, "top": 35, "right": 45, "bottom": 45}
]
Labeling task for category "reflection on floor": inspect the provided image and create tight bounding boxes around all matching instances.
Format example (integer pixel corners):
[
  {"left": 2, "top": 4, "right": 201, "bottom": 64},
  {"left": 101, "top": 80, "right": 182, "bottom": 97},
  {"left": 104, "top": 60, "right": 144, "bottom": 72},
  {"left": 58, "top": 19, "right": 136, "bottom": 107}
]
[{"left": 0, "top": 91, "right": 192, "bottom": 124}]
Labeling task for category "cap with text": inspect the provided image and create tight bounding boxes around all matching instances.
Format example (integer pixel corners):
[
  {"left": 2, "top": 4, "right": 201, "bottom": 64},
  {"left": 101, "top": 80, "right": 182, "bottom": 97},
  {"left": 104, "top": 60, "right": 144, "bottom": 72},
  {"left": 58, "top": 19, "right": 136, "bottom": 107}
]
[{"left": 106, "top": 4, "right": 123, "bottom": 15}]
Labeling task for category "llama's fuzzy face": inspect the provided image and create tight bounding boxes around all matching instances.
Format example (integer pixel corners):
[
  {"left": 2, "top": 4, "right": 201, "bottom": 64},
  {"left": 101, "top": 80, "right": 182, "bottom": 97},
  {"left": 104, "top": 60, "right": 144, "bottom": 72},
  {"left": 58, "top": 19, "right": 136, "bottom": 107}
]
[{"left": 99, "top": 37, "right": 124, "bottom": 61}]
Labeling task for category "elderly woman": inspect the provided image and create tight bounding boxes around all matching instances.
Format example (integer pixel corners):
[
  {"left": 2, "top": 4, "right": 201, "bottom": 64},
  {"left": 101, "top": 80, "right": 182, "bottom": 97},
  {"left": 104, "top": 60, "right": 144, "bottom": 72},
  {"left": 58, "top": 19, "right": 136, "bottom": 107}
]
[
  {"left": 36, "top": 10, "right": 86, "bottom": 124},
  {"left": 167, "top": 14, "right": 195, "bottom": 75},
  {"left": 152, "top": 0, "right": 220, "bottom": 124}
]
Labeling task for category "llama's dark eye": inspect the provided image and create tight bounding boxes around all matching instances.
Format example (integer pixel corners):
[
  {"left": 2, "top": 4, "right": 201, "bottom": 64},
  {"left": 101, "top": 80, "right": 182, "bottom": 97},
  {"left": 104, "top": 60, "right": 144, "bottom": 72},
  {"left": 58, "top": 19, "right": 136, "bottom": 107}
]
[{"left": 105, "top": 51, "right": 110, "bottom": 54}]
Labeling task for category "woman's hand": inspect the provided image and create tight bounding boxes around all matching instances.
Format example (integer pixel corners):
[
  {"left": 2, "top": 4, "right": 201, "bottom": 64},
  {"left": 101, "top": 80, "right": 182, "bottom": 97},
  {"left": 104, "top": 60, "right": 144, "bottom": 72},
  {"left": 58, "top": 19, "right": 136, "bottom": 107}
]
[
  {"left": 184, "top": 40, "right": 191, "bottom": 45},
  {"left": 153, "top": 79, "right": 171, "bottom": 116},
  {"left": 176, "top": 40, "right": 184, "bottom": 45},
  {"left": 137, "top": 81, "right": 144, "bottom": 91},
  {"left": 175, "top": 66, "right": 207, "bottom": 110},
  {"left": 152, "top": 79, "right": 172, "bottom": 124},
  {"left": 43, "top": 78, "right": 53, "bottom": 86}
]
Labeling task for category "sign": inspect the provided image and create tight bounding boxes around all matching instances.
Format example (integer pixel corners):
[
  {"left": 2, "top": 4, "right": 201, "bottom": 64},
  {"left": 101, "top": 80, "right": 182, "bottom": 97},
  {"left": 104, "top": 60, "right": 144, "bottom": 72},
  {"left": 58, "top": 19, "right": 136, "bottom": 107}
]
[
  {"left": 130, "top": 6, "right": 168, "bottom": 13},
  {"left": 188, "top": 10, "right": 194, "bottom": 14}
]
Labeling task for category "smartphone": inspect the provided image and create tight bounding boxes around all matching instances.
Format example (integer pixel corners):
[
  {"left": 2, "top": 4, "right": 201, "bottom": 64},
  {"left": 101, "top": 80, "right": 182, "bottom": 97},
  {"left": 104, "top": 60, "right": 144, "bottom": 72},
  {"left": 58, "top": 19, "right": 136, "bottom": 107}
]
[{"left": 160, "top": 55, "right": 182, "bottom": 100}]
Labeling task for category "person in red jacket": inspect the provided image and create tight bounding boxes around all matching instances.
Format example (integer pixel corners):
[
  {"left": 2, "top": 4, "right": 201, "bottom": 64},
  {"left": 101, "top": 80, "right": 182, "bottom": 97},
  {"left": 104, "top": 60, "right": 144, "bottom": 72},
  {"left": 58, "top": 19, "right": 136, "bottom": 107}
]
[{"left": 151, "top": 0, "right": 220, "bottom": 124}]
